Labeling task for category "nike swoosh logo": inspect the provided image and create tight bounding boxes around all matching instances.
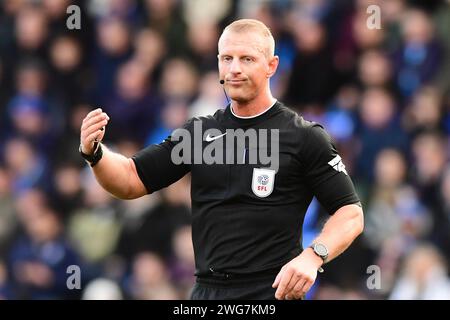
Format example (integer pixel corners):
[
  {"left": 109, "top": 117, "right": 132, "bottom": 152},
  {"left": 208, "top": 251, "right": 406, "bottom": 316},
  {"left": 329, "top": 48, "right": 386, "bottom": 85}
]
[{"left": 205, "top": 132, "right": 227, "bottom": 142}]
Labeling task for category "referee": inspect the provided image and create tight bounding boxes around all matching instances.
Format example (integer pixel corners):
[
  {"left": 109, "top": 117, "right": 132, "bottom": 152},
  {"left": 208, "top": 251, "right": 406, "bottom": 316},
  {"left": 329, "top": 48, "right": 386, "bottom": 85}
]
[{"left": 79, "top": 19, "right": 364, "bottom": 300}]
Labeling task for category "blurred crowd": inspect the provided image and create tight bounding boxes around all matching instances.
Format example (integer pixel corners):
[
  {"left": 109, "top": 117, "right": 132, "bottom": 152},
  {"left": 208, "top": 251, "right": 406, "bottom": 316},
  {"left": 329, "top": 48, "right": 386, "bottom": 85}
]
[{"left": 0, "top": 0, "right": 449, "bottom": 300}]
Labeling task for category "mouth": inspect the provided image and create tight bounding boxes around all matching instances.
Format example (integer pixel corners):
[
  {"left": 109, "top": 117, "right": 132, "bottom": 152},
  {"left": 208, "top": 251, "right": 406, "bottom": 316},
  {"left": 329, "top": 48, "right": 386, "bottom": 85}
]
[{"left": 227, "top": 79, "right": 247, "bottom": 86}]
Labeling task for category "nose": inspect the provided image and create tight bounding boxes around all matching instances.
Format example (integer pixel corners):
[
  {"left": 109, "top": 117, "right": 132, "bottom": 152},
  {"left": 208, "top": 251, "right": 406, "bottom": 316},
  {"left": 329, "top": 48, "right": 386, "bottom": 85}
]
[{"left": 229, "top": 58, "right": 242, "bottom": 75}]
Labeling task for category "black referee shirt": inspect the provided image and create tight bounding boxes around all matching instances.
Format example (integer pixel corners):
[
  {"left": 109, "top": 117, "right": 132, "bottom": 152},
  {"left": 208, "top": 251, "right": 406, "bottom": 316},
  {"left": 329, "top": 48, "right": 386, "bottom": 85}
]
[{"left": 132, "top": 101, "right": 360, "bottom": 276}]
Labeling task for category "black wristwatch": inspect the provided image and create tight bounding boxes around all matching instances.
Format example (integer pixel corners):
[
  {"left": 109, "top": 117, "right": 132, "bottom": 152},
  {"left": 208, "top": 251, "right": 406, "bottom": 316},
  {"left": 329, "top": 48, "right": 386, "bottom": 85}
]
[
  {"left": 79, "top": 143, "right": 103, "bottom": 167},
  {"left": 310, "top": 243, "right": 328, "bottom": 273}
]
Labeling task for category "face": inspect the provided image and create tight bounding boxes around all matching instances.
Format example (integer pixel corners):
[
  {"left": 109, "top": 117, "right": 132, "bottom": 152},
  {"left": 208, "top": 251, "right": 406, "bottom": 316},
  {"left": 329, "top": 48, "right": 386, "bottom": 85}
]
[{"left": 218, "top": 30, "right": 278, "bottom": 103}]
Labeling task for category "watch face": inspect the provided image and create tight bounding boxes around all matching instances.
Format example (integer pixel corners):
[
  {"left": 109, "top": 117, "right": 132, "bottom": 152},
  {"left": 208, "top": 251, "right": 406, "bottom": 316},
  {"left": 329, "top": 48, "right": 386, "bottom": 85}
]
[{"left": 314, "top": 243, "right": 328, "bottom": 257}]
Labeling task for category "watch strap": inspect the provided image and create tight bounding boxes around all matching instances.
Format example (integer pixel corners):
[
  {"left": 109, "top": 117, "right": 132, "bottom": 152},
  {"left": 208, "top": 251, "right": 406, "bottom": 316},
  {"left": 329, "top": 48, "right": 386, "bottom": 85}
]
[{"left": 79, "top": 142, "right": 103, "bottom": 167}]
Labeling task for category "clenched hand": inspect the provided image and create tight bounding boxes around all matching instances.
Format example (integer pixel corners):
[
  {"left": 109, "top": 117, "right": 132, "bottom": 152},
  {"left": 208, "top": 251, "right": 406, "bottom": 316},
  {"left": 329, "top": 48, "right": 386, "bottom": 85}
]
[
  {"left": 272, "top": 249, "right": 322, "bottom": 300},
  {"left": 80, "top": 108, "right": 110, "bottom": 155}
]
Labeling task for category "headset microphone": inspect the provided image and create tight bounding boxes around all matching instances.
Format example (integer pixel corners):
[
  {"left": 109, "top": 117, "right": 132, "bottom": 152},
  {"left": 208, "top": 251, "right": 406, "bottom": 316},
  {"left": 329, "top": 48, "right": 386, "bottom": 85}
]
[{"left": 219, "top": 79, "right": 230, "bottom": 104}]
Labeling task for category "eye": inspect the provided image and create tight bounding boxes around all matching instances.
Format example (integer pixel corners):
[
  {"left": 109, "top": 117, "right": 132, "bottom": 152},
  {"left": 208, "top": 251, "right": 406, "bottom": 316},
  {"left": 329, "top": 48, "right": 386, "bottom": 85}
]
[
  {"left": 242, "top": 56, "right": 254, "bottom": 63},
  {"left": 222, "top": 56, "right": 232, "bottom": 62}
]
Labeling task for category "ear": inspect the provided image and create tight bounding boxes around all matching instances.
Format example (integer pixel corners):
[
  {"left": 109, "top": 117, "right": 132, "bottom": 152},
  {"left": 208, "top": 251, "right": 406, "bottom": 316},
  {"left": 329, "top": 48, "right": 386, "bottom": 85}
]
[{"left": 266, "top": 55, "right": 279, "bottom": 78}]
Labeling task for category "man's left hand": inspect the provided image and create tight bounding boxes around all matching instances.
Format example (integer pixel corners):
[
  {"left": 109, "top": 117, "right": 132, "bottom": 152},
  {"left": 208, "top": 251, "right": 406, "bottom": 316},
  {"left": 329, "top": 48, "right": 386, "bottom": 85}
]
[{"left": 272, "top": 248, "right": 323, "bottom": 300}]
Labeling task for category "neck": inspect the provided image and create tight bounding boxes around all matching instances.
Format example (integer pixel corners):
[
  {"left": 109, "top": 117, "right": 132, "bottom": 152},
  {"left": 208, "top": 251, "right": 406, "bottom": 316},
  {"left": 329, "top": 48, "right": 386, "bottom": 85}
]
[{"left": 231, "top": 91, "right": 276, "bottom": 117}]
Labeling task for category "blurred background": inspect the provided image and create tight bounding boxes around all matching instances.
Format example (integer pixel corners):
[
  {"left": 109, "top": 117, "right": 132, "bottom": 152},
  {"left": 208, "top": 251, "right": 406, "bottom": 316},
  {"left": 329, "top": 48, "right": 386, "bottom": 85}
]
[{"left": 0, "top": 0, "right": 449, "bottom": 300}]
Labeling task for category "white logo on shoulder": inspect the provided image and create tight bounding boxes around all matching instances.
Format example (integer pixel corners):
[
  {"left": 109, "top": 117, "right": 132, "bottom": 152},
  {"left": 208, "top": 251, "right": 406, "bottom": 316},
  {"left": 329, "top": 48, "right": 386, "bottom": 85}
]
[
  {"left": 328, "top": 155, "right": 348, "bottom": 175},
  {"left": 252, "top": 168, "right": 276, "bottom": 198}
]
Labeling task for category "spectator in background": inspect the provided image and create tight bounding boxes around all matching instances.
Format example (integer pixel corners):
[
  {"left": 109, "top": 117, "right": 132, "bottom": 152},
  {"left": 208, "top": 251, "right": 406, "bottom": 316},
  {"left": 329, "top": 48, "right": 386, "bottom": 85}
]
[
  {"left": 159, "top": 57, "right": 199, "bottom": 103},
  {"left": 124, "top": 251, "right": 179, "bottom": 299},
  {"left": 67, "top": 169, "right": 121, "bottom": 266},
  {"left": 142, "top": 0, "right": 189, "bottom": 57},
  {"left": 50, "top": 162, "right": 85, "bottom": 220},
  {"left": 42, "top": 0, "right": 77, "bottom": 37},
  {"left": 168, "top": 224, "right": 196, "bottom": 299},
  {"left": 357, "top": 49, "right": 393, "bottom": 89},
  {"left": 187, "top": 21, "right": 220, "bottom": 72},
  {"left": 364, "top": 148, "right": 431, "bottom": 251},
  {"left": 355, "top": 88, "right": 409, "bottom": 182},
  {"left": 142, "top": 57, "right": 198, "bottom": 144},
  {"left": 379, "top": 0, "right": 406, "bottom": 52},
  {"left": 411, "top": 131, "right": 449, "bottom": 259},
  {"left": 389, "top": 244, "right": 450, "bottom": 300},
  {"left": 132, "top": 28, "right": 166, "bottom": 76},
  {"left": 14, "top": 58, "right": 47, "bottom": 98},
  {"left": 12, "top": 4, "right": 49, "bottom": 63},
  {"left": 2, "top": 137, "right": 51, "bottom": 195},
  {"left": 116, "top": 175, "right": 191, "bottom": 262},
  {"left": 323, "top": 85, "right": 361, "bottom": 178},
  {"left": 412, "top": 131, "right": 447, "bottom": 206},
  {"left": 8, "top": 189, "right": 81, "bottom": 299},
  {"left": 284, "top": 15, "right": 337, "bottom": 110},
  {"left": 104, "top": 59, "right": 163, "bottom": 145},
  {"left": 3, "top": 58, "right": 61, "bottom": 155},
  {"left": 92, "top": 16, "right": 132, "bottom": 106},
  {"left": 48, "top": 34, "right": 87, "bottom": 110},
  {"left": 5, "top": 95, "right": 54, "bottom": 155},
  {"left": 181, "top": 0, "right": 230, "bottom": 73},
  {"left": 145, "top": 100, "right": 188, "bottom": 146},
  {"left": 351, "top": 0, "right": 385, "bottom": 51},
  {"left": 393, "top": 9, "right": 443, "bottom": 101},
  {"left": 189, "top": 71, "right": 226, "bottom": 118},
  {"left": 402, "top": 86, "right": 444, "bottom": 135},
  {"left": 364, "top": 148, "right": 431, "bottom": 296},
  {"left": 324, "top": 85, "right": 360, "bottom": 144}
]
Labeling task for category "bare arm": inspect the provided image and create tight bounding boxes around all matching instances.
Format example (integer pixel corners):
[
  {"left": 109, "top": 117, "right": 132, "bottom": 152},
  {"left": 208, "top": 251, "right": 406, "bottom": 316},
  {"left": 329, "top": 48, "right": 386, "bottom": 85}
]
[
  {"left": 273, "top": 203, "right": 364, "bottom": 299},
  {"left": 91, "top": 145, "right": 147, "bottom": 199},
  {"left": 310, "top": 203, "right": 364, "bottom": 263},
  {"left": 80, "top": 108, "right": 147, "bottom": 200}
]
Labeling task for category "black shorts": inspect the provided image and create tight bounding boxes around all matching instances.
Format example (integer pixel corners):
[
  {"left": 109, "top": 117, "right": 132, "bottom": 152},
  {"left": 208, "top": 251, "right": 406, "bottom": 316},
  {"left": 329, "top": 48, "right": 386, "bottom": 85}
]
[{"left": 190, "top": 271, "right": 278, "bottom": 300}]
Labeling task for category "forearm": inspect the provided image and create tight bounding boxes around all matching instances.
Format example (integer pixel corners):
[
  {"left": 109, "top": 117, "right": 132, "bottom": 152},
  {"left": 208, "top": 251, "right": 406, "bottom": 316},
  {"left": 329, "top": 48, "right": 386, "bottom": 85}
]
[
  {"left": 312, "top": 203, "right": 364, "bottom": 263},
  {"left": 273, "top": 204, "right": 363, "bottom": 299},
  {"left": 91, "top": 144, "right": 145, "bottom": 199}
]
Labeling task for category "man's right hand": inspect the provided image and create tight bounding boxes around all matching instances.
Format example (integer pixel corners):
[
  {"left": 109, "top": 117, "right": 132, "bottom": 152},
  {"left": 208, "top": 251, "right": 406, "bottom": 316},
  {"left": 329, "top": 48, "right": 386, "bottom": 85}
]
[{"left": 80, "top": 108, "right": 110, "bottom": 155}]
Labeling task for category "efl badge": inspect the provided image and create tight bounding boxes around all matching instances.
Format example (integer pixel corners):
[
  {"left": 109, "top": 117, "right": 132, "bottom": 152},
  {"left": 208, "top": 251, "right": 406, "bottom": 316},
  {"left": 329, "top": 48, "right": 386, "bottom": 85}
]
[{"left": 252, "top": 168, "right": 276, "bottom": 198}]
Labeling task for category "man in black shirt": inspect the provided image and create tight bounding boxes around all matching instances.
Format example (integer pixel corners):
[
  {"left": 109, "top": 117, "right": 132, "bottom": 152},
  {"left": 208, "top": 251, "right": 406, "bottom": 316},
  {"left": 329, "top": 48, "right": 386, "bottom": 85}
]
[{"left": 79, "top": 19, "right": 364, "bottom": 300}]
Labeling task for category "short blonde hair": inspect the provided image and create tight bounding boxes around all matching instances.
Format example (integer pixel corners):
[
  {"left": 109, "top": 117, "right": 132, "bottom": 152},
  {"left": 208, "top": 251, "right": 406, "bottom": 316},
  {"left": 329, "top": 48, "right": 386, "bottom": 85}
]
[{"left": 222, "top": 19, "right": 275, "bottom": 58}]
